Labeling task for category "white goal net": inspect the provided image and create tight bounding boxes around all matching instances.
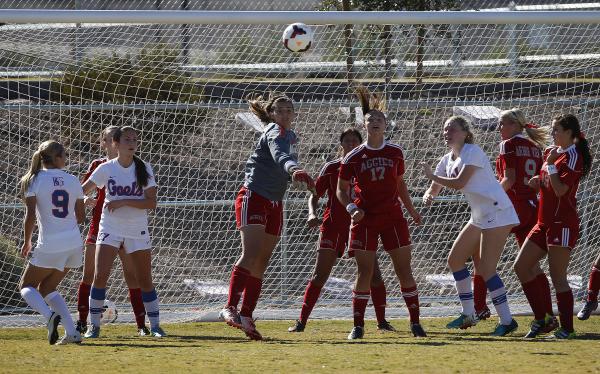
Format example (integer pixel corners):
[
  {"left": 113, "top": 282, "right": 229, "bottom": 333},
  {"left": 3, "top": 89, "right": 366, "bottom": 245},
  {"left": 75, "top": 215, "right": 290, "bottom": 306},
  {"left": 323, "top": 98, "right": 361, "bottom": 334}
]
[{"left": 1, "top": 7, "right": 599, "bottom": 327}]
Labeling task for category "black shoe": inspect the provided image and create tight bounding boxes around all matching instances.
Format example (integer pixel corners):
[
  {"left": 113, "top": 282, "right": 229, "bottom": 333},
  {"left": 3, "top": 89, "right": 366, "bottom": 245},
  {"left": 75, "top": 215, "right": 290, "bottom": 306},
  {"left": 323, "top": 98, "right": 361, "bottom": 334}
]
[
  {"left": 288, "top": 319, "right": 305, "bottom": 332},
  {"left": 138, "top": 326, "right": 151, "bottom": 336},
  {"left": 47, "top": 312, "right": 61, "bottom": 345},
  {"left": 524, "top": 319, "right": 545, "bottom": 339},
  {"left": 76, "top": 320, "right": 87, "bottom": 334},
  {"left": 410, "top": 323, "right": 427, "bottom": 337},
  {"left": 347, "top": 326, "right": 364, "bottom": 340},
  {"left": 377, "top": 320, "right": 397, "bottom": 332},
  {"left": 577, "top": 300, "right": 598, "bottom": 320},
  {"left": 476, "top": 306, "right": 492, "bottom": 321}
]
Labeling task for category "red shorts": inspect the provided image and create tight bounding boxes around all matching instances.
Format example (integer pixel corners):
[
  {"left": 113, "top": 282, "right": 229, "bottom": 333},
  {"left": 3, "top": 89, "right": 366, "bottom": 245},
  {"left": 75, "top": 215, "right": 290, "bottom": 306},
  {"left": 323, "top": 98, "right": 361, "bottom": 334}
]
[
  {"left": 349, "top": 216, "right": 411, "bottom": 252},
  {"left": 85, "top": 219, "right": 100, "bottom": 245},
  {"left": 235, "top": 187, "right": 283, "bottom": 237},
  {"left": 319, "top": 226, "right": 350, "bottom": 258},
  {"left": 526, "top": 222, "right": 579, "bottom": 251},
  {"left": 511, "top": 199, "right": 537, "bottom": 246}
]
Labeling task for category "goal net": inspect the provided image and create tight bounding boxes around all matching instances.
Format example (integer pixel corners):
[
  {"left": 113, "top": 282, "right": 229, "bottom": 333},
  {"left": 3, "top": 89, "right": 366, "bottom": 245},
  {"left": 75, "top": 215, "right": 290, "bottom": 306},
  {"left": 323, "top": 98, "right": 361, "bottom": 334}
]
[{"left": 1, "top": 8, "right": 600, "bottom": 327}]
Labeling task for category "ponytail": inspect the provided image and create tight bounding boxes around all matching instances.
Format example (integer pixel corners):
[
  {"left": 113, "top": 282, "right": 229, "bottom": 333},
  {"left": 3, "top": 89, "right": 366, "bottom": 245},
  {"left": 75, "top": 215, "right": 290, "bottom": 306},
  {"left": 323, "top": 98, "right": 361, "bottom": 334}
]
[
  {"left": 19, "top": 140, "right": 65, "bottom": 199},
  {"left": 501, "top": 108, "right": 550, "bottom": 149},
  {"left": 247, "top": 93, "right": 293, "bottom": 125},
  {"left": 355, "top": 85, "right": 385, "bottom": 120},
  {"left": 554, "top": 113, "right": 593, "bottom": 178},
  {"left": 113, "top": 126, "right": 150, "bottom": 187}
]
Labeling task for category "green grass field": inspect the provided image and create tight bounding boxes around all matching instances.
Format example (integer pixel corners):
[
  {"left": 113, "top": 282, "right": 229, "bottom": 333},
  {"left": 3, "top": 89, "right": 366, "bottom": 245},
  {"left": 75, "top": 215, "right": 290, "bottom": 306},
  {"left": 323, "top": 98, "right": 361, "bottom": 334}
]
[{"left": 2, "top": 317, "right": 600, "bottom": 373}]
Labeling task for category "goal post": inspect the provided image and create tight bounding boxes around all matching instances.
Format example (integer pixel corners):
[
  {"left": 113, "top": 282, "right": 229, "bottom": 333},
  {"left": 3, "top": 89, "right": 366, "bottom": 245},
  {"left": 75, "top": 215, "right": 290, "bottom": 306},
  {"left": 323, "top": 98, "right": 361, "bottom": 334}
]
[{"left": 1, "top": 9, "right": 600, "bottom": 327}]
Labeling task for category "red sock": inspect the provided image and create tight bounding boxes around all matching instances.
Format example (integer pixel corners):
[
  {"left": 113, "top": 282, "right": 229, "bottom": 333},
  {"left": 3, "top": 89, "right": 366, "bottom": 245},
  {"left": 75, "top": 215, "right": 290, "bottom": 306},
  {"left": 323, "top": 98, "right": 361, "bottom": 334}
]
[
  {"left": 227, "top": 266, "right": 250, "bottom": 308},
  {"left": 556, "top": 289, "right": 574, "bottom": 332},
  {"left": 587, "top": 266, "right": 600, "bottom": 302},
  {"left": 77, "top": 282, "right": 91, "bottom": 322},
  {"left": 128, "top": 288, "right": 146, "bottom": 328},
  {"left": 401, "top": 286, "right": 420, "bottom": 324},
  {"left": 240, "top": 275, "right": 262, "bottom": 318},
  {"left": 370, "top": 283, "right": 387, "bottom": 324},
  {"left": 473, "top": 275, "right": 488, "bottom": 313},
  {"left": 299, "top": 281, "right": 322, "bottom": 325},
  {"left": 352, "top": 290, "right": 370, "bottom": 327},
  {"left": 521, "top": 279, "right": 545, "bottom": 320},
  {"left": 536, "top": 273, "right": 554, "bottom": 316}
]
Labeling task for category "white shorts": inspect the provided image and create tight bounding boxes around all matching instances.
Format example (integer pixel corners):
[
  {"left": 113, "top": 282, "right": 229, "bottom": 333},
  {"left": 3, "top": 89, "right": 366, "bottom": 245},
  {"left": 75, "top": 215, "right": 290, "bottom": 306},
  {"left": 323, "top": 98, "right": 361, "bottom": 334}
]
[
  {"left": 30, "top": 246, "right": 83, "bottom": 271},
  {"left": 96, "top": 230, "right": 151, "bottom": 254},
  {"left": 469, "top": 206, "right": 520, "bottom": 230}
]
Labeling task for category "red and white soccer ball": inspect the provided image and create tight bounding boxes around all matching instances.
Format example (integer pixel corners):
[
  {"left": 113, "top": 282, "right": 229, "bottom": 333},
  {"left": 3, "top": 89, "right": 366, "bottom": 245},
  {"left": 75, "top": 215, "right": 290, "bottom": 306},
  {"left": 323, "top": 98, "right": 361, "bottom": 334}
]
[
  {"left": 282, "top": 23, "right": 313, "bottom": 53},
  {"left": 101, "top": 299, "right": 118, "bottom": 324}
]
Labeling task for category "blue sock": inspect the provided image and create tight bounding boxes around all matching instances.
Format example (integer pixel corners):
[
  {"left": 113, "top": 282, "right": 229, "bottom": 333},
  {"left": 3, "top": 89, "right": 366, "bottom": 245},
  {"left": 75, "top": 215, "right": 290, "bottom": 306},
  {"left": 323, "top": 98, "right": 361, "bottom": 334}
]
[
  {"left": 486, "top": 274, "right": 512, "bottom": 325},
  {"left": 453, "top": 268, "right": 475, "bottom": 315},
  {"left": 142, "top": 289, "right": 160, "bottom": 329},
  {"left": 89, "top": 287, "right": 106, "bottom": 327}
]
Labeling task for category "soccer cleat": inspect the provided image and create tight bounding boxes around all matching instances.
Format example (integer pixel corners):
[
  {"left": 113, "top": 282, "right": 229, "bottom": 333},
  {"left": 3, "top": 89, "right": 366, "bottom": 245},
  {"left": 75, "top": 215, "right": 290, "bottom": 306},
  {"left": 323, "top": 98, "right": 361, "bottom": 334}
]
[
  {"left": 476, "top": 306, "right": 492, "bottom": 321},
  {"left": 240, "top": 316, "right": 262, "bottom": 341},
  {"left": 47, "top": 312, "right": 61, "bottom": 345},
  {"left": 150, "top": 326, "right": 167, "bottom": 337},
  {"left": 219, "top": 306, "right": 242, "bottom": 329},
  {"left": 83, "top": 324, "right": 100, "bottom": 339},
  {"left": 491, "top": 319, "right": 518, "bottom": 336},
  {"left": 410, "top": 323, "right": 427, "bottom": 337},
  {"left": 138, "top": 326, "right": 151, "bottom": 336},
  {"left": 288, "top": 320, "right": 305, "bottom": 333},
  {"left": 446, "top": 313, "right": 478, "bottom": 329},
  {"left": 347, "top": 326, "right": 364, "bottom": 340},
  {"left": 542, "top": 314, "right": 559, "bottom": 334},
  {"left": 577, "top": 300, "right": 598, "bottom": 320},
  {"left": 377, "top": 320, "right": 397, "bottom": 332},
  {"left": 546, "top": 328, "right": 576, "bottom": 340},
  {"left": 55, "top": 332, "right": 82, "bottom": 345},
  {"left": 75, "top": 320, "right": 87, "bottom": 334},
  {"left": 523, "top": 319, "right": 545, "bottom": 339}
]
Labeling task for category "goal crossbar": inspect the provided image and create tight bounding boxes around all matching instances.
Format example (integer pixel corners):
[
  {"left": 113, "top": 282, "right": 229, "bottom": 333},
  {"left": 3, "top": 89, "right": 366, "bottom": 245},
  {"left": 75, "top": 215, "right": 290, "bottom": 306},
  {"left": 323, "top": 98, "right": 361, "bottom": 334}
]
[{"left": 1, "top": 10, "right": 600, "bottom": 25}]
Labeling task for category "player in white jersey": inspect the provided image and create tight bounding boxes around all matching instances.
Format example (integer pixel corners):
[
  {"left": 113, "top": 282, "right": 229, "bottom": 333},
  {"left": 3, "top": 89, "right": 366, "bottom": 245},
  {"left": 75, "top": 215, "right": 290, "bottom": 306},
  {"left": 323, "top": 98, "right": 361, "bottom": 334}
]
[
  {"left": 81, "top": 126, "right": 165, "bottom": 338},
  {"left": 18, "top": 140, "right": 85, "bottom": 345},
  {"left": 421, "top": 116, "right": 520, "bottom": 336}
]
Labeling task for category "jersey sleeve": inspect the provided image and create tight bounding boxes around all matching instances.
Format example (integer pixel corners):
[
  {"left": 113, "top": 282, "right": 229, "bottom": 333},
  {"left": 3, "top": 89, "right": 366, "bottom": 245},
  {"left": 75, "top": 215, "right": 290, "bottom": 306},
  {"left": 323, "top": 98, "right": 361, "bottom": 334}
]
[
  {"left": 558, "top": 154, "right": 582, "bottom": 187},
  {"left": 434, "top": 155, "right": 448, "bottom": 177},
  {"left": 266, "top": 125, "right": 298, "bottom": 174},
  {"left": 339, "top": 157, "right": 355, "bottom": 181},
  {"left": 24, "top": 176, "right": 39, "bottom": 197},
  {"left": 498, "top": 140, "right": 516, "bottom": 170},
  {"left": 396, "top": 150, "right": 405, "bottom": 177},
  {"left": 462, "top": 145, "right": 487, "bottom": 169},
  {"left": 89, "top": 163, "right": 109, "bottom": 188},
  {"left": 314, "top": 163, "right": 332, "bottom": 198},
  {"left": 143, "top": 162, "right": 158, "bottom": 190}
]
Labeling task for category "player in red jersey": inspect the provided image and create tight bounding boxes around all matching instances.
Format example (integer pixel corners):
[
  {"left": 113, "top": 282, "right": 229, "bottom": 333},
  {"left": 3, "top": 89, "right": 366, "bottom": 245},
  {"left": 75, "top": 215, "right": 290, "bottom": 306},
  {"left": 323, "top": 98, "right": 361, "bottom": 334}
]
[
  {"left": 471, "top": 108, "right": 551, "bottom": 323},
  {"left": 337, "top": 86, "right": 425, "bottom": 340},
  {"left": 288, "top": 128, "right": 396, "bottom": 333},
  {"left": 514, "top": 114, "right": 593, "bottom": 339},
  {"left": 75, "top": 126, "right": 148, "bottom": 335},
  {"left": 578, "top": 255, "right": 600, "bottom": 320}
]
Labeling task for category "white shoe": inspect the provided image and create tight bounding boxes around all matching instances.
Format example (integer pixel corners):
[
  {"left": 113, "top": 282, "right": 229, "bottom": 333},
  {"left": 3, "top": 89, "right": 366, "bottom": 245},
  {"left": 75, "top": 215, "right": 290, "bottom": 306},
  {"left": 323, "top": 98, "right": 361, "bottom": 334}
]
[
  {"left": 56, "top": 332, "right": 82, "bottom": 345},
  {"left": 240, "top": 316, "right": 262, "bottom": 340},
  {"left": 220, "top": 306, "right": 242, "bottom": 329}
]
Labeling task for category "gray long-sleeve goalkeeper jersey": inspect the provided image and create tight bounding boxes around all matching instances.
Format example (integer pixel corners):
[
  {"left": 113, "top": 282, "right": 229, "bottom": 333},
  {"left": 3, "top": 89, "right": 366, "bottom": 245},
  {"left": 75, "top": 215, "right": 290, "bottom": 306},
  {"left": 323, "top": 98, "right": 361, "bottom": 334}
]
[{"left": 243, "top": 122, "right": 299, "bottom": 201}]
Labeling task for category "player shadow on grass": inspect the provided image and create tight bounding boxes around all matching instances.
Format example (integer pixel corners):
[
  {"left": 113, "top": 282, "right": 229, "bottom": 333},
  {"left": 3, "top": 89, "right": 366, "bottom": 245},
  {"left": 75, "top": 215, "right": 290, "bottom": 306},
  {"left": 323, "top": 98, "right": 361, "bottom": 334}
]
[{"left": 259, "top": 338, "right": 449, "bottom": 346}]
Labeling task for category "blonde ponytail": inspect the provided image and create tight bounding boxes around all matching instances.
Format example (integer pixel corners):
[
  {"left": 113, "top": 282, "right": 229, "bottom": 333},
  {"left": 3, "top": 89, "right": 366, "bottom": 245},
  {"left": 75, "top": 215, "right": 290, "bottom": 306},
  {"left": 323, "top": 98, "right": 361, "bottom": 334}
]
[
  {"left": 19, "top": 140, "right": 65, "bottom": 199},
  {"left": 500, "top": 108, "right": 550, "bottom": 149}
]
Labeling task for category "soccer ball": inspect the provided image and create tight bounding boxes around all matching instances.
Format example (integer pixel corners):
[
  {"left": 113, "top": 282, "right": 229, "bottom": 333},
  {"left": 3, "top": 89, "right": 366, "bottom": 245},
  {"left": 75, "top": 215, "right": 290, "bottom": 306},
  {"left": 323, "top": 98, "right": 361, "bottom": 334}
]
[
  {"left": 282, "top": 23, "right": 313, "bottom": 53},
  {"left": 101, "top": 299, "right": 118, "bottom": 324}
]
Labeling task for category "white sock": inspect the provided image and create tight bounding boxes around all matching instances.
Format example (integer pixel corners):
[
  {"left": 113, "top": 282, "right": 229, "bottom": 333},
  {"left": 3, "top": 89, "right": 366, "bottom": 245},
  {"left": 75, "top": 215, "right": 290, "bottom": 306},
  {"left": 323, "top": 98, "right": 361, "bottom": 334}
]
[
  {"left": 487, "top": 274, "right": 513, "bottom": 325},
  {"left": 453, "top": 268, "right": 475, "bottom": 315},
  {"left": 45, "top": 291, "right": 76, "bottom": 335},
  {"left": 20, "top": 286, "right": 52, "bottom": 320},
  {"left": 142, "top": 289, "right": 160, "bottom": 329},
  {"left": 89, "top": 287, "right": 105, "bottom": 327}
]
